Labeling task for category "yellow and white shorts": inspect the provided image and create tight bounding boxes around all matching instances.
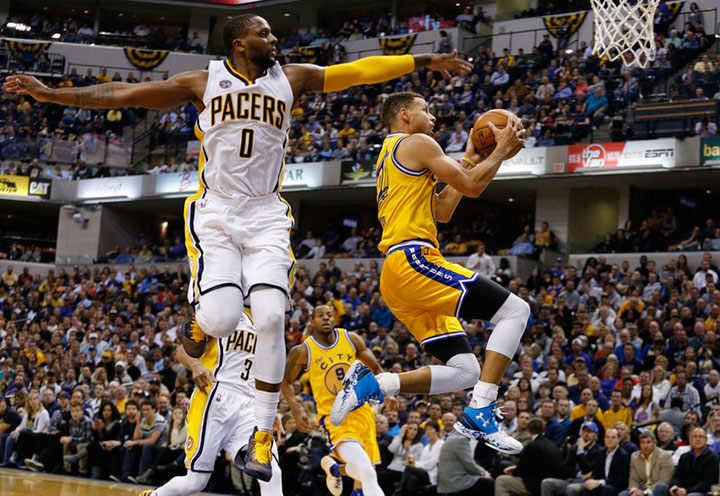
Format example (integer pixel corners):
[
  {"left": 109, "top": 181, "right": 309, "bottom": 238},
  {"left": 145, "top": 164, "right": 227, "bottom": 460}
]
[
  {"left": 184, "top": 191, "right": 296, "bottom": 304},
  {"left": 185, "top": 384, "right": 256, "bottom": 472},
  {"left": 380, "top": 241, "right": 477, "bottom": 346}
]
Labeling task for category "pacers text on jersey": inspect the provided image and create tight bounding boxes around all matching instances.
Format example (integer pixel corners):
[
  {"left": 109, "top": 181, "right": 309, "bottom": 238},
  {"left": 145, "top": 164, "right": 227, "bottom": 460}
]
[{"left": 209, "top": 91, "right": 286, "bottom": 129}]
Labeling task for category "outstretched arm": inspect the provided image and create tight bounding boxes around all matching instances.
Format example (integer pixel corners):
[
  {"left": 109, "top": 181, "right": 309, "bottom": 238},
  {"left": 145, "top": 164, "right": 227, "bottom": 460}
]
[
  {"left": 3, "top": 70, "right": 206, "bottom": 110},
  {"left": 281, "top": 344, "right": 313, "bottom": 433},
  {"left": 284, "top": 50, "right": 472, "bottom": 98}
]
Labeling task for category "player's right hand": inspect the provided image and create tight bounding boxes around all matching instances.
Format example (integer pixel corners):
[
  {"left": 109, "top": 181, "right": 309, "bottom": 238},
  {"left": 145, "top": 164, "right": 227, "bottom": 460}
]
[
  {"left": 191, "top": 364, "right": 215, "bottom": 393},
  {"left": 488, "top": 116, "right": 525, "bottom": 158},
  {"left": 3, "top": 75, "right": 51, "bottom": 102}
]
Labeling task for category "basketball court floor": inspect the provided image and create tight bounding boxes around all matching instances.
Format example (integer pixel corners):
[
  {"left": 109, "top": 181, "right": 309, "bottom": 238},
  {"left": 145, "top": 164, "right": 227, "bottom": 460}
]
[{"left": 0, "top": 468, "right": 218, "bottom": 496}]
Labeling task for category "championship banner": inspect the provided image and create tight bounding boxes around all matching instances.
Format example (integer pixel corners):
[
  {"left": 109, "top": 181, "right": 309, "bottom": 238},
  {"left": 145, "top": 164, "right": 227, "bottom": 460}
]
[
  {"left": 566, "top": 139, "right": 676, "bottom": 173},
  {"left": 123, "top": 48, "right": 169, "bottom": 70},
  {"left": 663, "top": 1, "right": 685, "bottom": 25},
  {"left": 341, "top": 159, "right": 376, "bottom": 184},
  {"left": 542, "top": 11, "right": 587, "bottom": 39},
  {"left": 700, "top": 137, "right": 720, "bottom": 166},
  {"left": 294, "top": 44, "right": 330, "bottom": 63},
  {"left": 379, "top": 34, "right": 417, "bottom": 55},
  {"left": 7, "top": 40, "right": 51, "bottom": 62}
]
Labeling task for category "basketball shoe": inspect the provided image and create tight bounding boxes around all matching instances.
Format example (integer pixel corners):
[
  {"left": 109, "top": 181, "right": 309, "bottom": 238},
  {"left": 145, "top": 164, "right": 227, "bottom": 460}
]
[
  {"left": 454, "top": 401, "right": 523, "bottom": 454},
  {"left": 242, "top": 427, "right": 273, "bottom": 481},
  {"left": 330, "top": 361, "right": 384, "bottom": 426},
  {"left": 321, "top": 455, "right": 343, "bottom": 496}
]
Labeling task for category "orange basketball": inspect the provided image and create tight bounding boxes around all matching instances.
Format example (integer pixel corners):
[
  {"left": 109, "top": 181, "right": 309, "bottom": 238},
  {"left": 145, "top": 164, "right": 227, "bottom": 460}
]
[{"left": 470, "top": 109, "right": 523, "bottom": 159}]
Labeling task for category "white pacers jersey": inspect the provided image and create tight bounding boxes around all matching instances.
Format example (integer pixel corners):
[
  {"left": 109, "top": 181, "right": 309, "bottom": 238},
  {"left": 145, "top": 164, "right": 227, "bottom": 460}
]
[
  {"left": 201, "top": 312, "right": 257, "bottom": 396},
  {"left": 196, "top": 59, "right": 294, "bottom": 199}
]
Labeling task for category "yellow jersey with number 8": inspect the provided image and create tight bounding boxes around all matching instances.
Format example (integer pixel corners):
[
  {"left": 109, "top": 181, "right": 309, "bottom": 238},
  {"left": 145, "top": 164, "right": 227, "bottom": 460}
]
[{"left": 376, "top": 132, "right": 438, "bottom": 254}]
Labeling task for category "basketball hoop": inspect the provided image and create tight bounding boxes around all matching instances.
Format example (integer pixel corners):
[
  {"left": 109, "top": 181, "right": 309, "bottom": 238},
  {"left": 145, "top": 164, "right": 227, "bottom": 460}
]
[{"left": 591, "top": 0, "right": 660, "bottom": 69}]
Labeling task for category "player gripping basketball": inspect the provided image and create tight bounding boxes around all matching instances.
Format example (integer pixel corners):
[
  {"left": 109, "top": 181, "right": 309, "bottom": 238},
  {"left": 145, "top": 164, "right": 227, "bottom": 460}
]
[
  {"left": 331, "top": 92, "right": 530, "bottom": 455},
  {"left": 4, "top": 15, "right": 471, "bottom": 480},
  {"left": 282, "top": 306, "right": 384, "bottom": 496},
  {"left": 139, "top": 312, "right": 282, "bottom": 496}
]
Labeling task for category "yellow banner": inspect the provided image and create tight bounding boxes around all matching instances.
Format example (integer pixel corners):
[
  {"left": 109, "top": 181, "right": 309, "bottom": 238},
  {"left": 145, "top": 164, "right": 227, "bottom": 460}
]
[
  {"left": 123, "top": 48, "right": 169, "bottom": 70},
  {"left": 7, "top": 41, "right": 51, "bottom": 61},
  {"left": 0, "top": 175, "right": 29, "bottom": 196},
  {"left": 542, "top": 11, "right": 587, "bottom": 39},
  {"left": 295, "top": 44, "right": 329, "bottom": 64},
  {"left": 379, "top": 34, "right": 417, "bottom": 55}
]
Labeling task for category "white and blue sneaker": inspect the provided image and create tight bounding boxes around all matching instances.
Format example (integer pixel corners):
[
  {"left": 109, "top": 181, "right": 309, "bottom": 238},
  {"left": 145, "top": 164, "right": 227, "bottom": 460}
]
[
  {"left": 454, "top": 401, "right": 524, "bottom": 455},
  {"left": 330, "top": 360, "right": 384, "bottom": 426}
]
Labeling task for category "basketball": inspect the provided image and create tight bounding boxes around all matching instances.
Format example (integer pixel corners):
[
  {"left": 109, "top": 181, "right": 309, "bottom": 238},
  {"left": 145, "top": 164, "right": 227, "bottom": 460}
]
[{"left": 470, "top": 109, "right": 524, "bottom": 159}]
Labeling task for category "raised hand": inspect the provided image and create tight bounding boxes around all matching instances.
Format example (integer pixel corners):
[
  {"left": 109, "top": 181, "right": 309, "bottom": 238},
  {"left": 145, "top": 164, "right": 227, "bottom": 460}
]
[{"left": 426, "top": 49, "right": 473, "bottom": 79}]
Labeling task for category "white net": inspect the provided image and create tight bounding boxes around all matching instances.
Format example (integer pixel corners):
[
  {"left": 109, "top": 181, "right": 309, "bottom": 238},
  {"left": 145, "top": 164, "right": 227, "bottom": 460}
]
[{"left": 591, "top": 0, "right": 660, "bottom": 68}]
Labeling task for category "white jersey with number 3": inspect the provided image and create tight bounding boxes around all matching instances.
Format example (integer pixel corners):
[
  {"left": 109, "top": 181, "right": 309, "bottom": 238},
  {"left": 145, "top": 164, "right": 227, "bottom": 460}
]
[
  {"left": 202, "top": 312, "right": 257, "bottom": 396},
  {"left": 196, "top": 59, "right": 293, "bottom": 199}
]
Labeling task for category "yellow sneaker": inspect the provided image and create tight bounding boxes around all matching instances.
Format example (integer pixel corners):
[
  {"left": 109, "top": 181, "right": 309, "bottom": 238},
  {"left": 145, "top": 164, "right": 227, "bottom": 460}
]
[
  {"left": 137, "top": 490, "right": 155, "bottom": 496},
  {"left": 242, "top": 427, "right": 273, "bottom": 482},
  {"left": 182, "top": 317, "right": 207, "bottom": 358}
]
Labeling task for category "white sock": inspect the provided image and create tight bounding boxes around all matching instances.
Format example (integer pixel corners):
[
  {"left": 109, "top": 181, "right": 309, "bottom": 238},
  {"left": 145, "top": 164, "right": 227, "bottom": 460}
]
[
  {"left": 254, "top": 389, "right": 280, "bottom": 432},
  {"left": 154, "top": 470, "right": 211, "bottom": 496},
  {"left": 335, "top": 442, "right": 384, "bottom": 496},
  {"left": 376, "top": 372, "right": 400, "bottom": 396},
  {"left": 470, "top": 381, "right": 499, "bottom": 409}
]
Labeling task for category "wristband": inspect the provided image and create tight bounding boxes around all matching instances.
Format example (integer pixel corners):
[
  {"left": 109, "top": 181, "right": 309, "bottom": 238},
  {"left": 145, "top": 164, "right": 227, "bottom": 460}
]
[{"left": 461, "top": 156, "right": 476, "bottom": 168}]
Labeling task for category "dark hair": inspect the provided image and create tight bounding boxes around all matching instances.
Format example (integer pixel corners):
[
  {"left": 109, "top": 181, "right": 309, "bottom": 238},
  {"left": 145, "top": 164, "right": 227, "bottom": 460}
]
[
  {"left": 403, "top": 421, "right": 424, "bottom": 444},
  {"left": 425, "top": 420, "right": 440, "bottom": 432},
  {"left": 528, "top": 418, "right": 545, "bottom": 435},
  {"left": 381, "top": 91, "right": 424, "bottom": 127},
  {"left": 141, "top": 399, "right": 156, "bottom": 410},
  {"left": 98, "top": 400, "right": 121, "bottom": 422},
  {"left": 125, "top": 399, "right": 139, "bottom": 410},
  {"left": 223, "top": 14, "right": 260, "bottom": 54}
]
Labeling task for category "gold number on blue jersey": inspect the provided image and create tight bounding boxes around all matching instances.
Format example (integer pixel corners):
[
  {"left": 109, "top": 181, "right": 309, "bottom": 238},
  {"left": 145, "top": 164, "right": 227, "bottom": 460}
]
[{"left": 239, "top": 128, "right": 254, "bottom": 158}]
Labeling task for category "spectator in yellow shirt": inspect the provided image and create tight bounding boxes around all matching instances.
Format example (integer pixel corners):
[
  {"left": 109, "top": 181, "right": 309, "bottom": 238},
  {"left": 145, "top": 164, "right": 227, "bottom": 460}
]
[
  {"left": 706, "top": 303, "right": 719, "bottom": 332},
  {"left": 602, "top": 389, "right": 632, "bottom": 430},
  {"left": 497, "top": 48, "right": 516, "bottom": 68},
  {"left": 570, "top": 388, "right": 604, "bottom": 421},
  {"left": 534, "top": 221, "right": 557, "bottom": 249},
  {"left": 444, "top": 235, "right": 468, "bottom": 256},
  {"left": 337, "top": 122, "right": 356, "bottom": 139},
  {"left": 3, "top": 266, "right": 16, "bottom": 286},
  {"left": 96, "top": 67, "right": 111, "bottom": 83}
]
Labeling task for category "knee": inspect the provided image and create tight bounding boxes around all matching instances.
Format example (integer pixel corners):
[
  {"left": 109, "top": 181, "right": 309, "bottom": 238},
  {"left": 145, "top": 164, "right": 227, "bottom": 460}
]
[
  {"left": 494, "top": 293, "right": 530, "bottom": 323},
  {"left": 255, "top": 310, "right": 285, "bottom": 337},
  {"left": 447, "top": 353, "right": 481, "bottom": 390},
  {"left": 197, "top": 304, "right": 242, "bottom": 338}
]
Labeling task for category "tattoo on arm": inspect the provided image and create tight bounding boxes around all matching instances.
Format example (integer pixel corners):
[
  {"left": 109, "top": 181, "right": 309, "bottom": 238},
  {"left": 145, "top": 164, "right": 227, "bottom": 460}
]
[{"left": 73, "top": 84, "right": 115, "bottom": 107}]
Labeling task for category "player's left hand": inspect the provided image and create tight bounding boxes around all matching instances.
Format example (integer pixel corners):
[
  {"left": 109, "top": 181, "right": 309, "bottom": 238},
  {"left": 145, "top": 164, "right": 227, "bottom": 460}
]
[
  {"left": 426, "top": 50, "right": 473, "bottom": 79},
  {"left": 191, "top": 364, "right": 215, "bottom": 394}
]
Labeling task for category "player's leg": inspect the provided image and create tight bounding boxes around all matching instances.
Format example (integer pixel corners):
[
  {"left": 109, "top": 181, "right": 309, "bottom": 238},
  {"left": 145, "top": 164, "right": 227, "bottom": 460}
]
[
  {"left": 334, "top": 441, "right": 383, "bottom": 496},
  {"left": 144, "top": 470, "right": 211, "bottom": 496},
  {"left": 182, "top": 195, "right": 245, "bottom": 357},
  {"left": 240, "top": 196, "right": 295, "bottom": 481}
]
